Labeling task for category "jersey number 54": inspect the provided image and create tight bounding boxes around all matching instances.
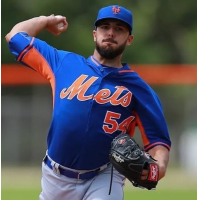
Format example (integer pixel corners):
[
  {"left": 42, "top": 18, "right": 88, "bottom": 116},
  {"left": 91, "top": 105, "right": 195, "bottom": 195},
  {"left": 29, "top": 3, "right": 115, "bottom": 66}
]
[{"left": 103, "top": 111, "right": 135, "bottom": 134}]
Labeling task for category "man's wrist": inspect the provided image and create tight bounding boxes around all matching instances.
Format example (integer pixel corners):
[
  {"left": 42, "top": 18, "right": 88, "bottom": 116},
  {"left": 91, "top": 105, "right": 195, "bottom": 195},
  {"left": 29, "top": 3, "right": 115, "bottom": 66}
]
[{"left": 38, "top": 16, "right": 49, "bottom": 28}]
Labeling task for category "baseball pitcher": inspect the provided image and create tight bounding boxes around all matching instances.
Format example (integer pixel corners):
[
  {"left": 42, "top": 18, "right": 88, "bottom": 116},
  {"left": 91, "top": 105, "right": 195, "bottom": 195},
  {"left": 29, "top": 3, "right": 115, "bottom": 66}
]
[{"left": 5, "top": 5, "right": 171, "bottom": 200}]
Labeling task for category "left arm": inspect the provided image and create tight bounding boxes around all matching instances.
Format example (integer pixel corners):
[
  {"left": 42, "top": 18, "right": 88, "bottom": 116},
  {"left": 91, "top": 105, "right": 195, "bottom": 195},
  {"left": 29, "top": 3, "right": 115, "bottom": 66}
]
[
  {"left": 131, "top": 75, "right": 171, "bottom": 181},
  {"left": 148, "top": 145, "right": 169, "bottom": 180}
]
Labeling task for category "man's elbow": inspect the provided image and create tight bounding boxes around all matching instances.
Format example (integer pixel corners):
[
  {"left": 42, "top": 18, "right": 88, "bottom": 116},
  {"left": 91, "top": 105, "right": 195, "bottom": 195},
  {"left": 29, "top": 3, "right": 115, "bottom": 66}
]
[
  {"left": 5, "top": 32, "right": 12, "bottom": 43},
  {"left": 5, "top": 30, "right": 18, "bottom": 43}
]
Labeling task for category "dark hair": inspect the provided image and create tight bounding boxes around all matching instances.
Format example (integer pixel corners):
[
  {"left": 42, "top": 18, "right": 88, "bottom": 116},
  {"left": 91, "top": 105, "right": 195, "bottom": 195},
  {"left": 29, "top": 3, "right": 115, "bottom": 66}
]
[{"left": 95, "top": 19, "right": 132, "bottom": 35}]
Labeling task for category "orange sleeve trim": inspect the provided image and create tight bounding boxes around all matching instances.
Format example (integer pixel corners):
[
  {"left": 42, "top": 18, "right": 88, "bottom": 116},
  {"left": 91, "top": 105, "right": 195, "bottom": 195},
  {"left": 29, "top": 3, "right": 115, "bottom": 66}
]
[
  {"left": 132, "top": 111, "right": 150, "bottom": 146},
  {"left": 17, "top": 37, "right": 35, "bottom": 61},
  {"left": 21, "top": 47, "right": 56, "bottom": 107},
  {"left": 144, "top": 142, "right": 171, "bottom": 151},
  {"left": 119, "top": 70, "right": 134, "bottom": 73}
]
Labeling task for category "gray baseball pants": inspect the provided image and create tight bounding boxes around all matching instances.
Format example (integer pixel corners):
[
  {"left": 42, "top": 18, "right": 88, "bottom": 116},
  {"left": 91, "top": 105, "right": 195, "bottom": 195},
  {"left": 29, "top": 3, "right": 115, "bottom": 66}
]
[{"left": 39, "top": 162, "right": 126, "bottom": 200}]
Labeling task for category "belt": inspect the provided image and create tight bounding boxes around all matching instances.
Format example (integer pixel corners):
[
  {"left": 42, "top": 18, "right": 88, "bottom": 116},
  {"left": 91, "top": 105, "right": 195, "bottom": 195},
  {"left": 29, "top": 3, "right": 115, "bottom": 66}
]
[{"left": 43, "top": 155, "right": 110, "bottom": 180}]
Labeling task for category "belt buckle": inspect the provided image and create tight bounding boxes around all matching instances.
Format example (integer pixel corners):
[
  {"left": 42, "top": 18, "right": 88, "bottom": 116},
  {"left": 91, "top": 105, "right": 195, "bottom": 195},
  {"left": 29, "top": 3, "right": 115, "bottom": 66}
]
[
  {"left": 77, "top": 172, "right": 84, "bottom": 180},
  {"left": 77, "top": 170, "right": 98, "bottom": 180}
]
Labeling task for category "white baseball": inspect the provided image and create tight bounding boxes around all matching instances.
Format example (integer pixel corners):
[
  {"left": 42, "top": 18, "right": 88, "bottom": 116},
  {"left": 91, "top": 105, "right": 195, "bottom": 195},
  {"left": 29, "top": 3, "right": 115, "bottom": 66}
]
[{"left": 55, "top": 15, "right": 64, "bottom": 28}]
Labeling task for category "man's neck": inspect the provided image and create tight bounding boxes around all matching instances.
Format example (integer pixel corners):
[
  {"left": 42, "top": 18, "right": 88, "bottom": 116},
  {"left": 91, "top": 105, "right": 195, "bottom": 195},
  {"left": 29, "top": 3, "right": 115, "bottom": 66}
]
[{"left": 93, "top": 50, "right": 123, "bottom": 68}]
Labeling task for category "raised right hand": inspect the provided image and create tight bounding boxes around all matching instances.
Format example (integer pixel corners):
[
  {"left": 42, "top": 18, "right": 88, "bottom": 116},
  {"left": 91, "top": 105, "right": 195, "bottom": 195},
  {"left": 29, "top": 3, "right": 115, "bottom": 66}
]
[{"left": 46, "top": 14, "right": 68, "bottom": 36}]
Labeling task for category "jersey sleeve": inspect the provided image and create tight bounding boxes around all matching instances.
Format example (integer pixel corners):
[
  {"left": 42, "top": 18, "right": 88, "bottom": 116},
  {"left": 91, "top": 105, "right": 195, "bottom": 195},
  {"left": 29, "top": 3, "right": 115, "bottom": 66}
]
[
  {"left": 131, "top": 74, "right": 171, "bottom": 151},
  {"left": 8, "top": 32, "right": 69, "bottom": 78}
]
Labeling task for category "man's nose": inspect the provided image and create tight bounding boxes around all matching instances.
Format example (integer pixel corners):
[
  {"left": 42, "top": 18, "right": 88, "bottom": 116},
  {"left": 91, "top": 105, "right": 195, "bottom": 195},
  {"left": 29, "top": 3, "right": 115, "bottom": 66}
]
[{"left": 108, "top": 28, "right": 115, "bottom": 37}]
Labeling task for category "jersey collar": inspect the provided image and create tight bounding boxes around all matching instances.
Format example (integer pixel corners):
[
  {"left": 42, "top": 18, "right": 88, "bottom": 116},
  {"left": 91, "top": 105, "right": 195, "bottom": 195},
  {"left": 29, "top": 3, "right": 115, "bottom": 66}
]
[{"left": 86, "top": 55, "right": 131, "bottom": 73}]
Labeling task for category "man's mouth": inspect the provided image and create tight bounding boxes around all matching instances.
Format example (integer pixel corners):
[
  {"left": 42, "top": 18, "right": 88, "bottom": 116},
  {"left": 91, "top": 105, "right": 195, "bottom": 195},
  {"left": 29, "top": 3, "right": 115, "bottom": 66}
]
[{"left": 103, "top": 39, "right": 117, "bottom": 44}]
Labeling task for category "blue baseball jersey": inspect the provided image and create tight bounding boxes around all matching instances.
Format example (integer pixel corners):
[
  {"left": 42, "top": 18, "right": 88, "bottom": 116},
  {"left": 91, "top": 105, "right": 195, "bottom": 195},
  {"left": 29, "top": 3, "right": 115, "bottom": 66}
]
[{"left": 8, "top": 32, "right": 171, "bottom": 170}]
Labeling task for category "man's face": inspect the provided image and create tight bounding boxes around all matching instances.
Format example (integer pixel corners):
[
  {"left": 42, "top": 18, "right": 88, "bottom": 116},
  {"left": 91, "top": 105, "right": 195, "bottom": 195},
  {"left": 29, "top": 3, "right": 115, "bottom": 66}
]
[{"left": 93, "top": 19, "right": 133, "bottom": 59}]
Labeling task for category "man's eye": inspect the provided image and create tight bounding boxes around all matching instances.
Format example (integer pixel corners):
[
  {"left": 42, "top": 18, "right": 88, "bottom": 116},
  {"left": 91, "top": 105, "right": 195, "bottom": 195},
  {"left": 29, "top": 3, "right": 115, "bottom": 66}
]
[
  {"left": 101, "top": 25, "right": 109, "bottom": 29},
  {"left": 116, "top": 27, "right": 123, "bottom": 31}
]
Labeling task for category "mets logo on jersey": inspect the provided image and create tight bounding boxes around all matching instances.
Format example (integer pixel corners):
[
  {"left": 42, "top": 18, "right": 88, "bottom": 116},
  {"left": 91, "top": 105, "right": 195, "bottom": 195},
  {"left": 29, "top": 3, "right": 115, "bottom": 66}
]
[{"left": 60, "top": 74, "right": 132, "bottom": 107}]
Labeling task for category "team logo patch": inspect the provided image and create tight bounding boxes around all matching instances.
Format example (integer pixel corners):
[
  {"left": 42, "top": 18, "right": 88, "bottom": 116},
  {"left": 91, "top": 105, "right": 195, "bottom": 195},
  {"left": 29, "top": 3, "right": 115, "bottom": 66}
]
[
  {"left": 60, "top": 75, "right": 132, "bottom": 108},
  {"left": 147, "top": 164, "right": 159, "bottom": 182},
  {"left": 118, "top": 138, "right": 126, "bottom": 144},
  {"left": 112, "top": 6, "right": 121, "bottom": 14}
]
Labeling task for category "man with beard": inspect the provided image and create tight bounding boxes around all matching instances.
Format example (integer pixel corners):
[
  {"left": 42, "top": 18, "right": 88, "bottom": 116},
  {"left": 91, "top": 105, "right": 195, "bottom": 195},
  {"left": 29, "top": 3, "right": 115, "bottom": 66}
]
[{"left": 5, "top": 5, "right": 171, "bottom": 200}]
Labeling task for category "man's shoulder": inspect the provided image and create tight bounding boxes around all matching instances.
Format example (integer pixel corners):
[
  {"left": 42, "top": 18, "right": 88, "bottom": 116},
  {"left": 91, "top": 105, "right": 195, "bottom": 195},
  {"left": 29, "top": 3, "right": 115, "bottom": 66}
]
[
  {"left": 119, "top": 68, "right": 154, "bottom": 91},
  {"left": 118, "top": 67, "right": 145, "bottom": 82},
  {"left": 61, "top": 51, "right": 87, "bottom": 62}
]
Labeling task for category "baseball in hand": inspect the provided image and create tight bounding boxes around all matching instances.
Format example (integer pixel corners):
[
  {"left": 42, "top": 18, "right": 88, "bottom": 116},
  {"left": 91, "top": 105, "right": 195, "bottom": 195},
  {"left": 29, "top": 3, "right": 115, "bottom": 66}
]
[{"left": 55, "top": 15, "right": 64, "bottom": 28}]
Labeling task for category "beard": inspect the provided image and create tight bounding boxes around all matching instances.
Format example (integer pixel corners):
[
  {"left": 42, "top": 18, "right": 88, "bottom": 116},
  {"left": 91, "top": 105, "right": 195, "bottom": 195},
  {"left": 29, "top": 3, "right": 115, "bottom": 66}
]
[{"left": 95, "top": 39, "right": 127, "bottom": 59}]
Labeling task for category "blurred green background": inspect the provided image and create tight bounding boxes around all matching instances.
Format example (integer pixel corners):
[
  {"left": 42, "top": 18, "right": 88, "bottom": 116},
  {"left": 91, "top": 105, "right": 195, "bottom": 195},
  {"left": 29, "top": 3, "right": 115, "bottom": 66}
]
[
  {"left": 1, "top": 0, "right": 197, "bottom": 64},
  {"left": 1, "top": 0, "right": 197, "bottom": 199}
]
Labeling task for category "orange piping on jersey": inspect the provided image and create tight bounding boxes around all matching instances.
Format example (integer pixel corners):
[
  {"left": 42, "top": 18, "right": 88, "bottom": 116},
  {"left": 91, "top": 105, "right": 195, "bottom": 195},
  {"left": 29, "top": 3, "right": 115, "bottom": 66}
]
[
  {"left": 128, "top": 120, "right": 136, "bottom": 137},
  {"left": 144, "top": 142, "right": 171, "bottom": 151},
  {"left": 91, "top": 56, "right": 100, "bottom": 66},
  {"left": 21, "top": 47, "right": 56, "bottom": 107},
  {"left": 132, "top": 111, "right": 150, "bottom": 146},
  {"left": 17, "top": 37, "right": 35, "bottom": 61},
  {"left": 118, "top": 70, "right": 134, "bottom": 73}
]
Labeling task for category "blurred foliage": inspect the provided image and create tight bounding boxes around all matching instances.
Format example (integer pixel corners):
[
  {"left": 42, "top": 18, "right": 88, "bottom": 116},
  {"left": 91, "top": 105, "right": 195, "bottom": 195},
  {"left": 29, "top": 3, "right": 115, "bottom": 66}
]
[{"left": 1, "top": 0, "right": 197, "bottom": 64}]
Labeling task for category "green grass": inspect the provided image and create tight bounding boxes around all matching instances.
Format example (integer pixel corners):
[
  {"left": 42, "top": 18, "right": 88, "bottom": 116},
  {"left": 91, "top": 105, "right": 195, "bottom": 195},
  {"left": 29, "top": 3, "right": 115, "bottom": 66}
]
[
  {"left": 124, "top": 189, "right": 197, "bottom": 200},
  {"left": 1, "top": 166, "right": 197, "bottom": 200},
  {"left": 1, "top": 189, "right": 41, "bottom": 200},
  {"left": 1, "top": 189, "right": 197, "bottom": 200}
]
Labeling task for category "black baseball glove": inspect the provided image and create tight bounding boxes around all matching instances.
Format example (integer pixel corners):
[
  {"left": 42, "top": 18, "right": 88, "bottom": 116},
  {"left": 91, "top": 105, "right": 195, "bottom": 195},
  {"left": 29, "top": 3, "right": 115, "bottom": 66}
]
[{"left": 109, "top": 133, "right": 159, "bottom": 190}]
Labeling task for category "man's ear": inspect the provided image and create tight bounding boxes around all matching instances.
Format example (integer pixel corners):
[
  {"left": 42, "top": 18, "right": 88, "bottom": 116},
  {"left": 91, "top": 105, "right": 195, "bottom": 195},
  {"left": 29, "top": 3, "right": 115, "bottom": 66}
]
[
  {"left": 126, "top": 35, "right": 134, "bottom": 46},
  {"left": 93, "top": 30, "right": 97, "bottom": 42}
]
